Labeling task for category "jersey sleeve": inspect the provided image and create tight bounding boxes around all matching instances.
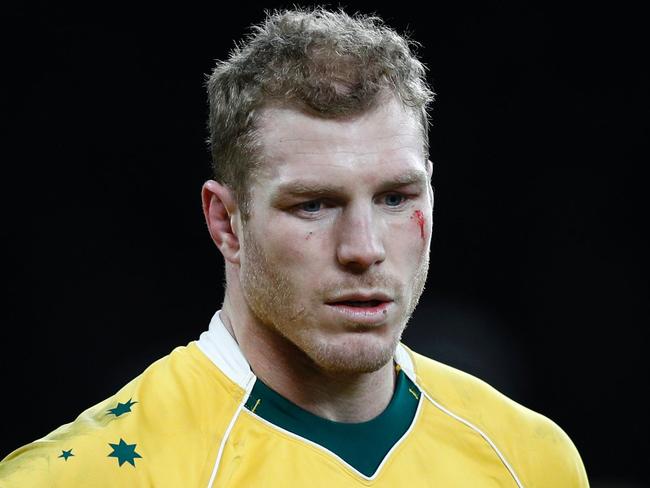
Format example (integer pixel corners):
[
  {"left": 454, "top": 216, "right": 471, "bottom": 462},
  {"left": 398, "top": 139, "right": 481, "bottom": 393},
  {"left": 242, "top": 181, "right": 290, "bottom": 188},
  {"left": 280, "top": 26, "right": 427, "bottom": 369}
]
[
  {"left": 0, "top": 436, "right": 150, "bottom": 487},
  {"left": 407, "top": 347, "right": 590, "bottom": 488},
  {"left": 517, "top": 412, "right": 589, "bottom": 488},
  {"left": 0, "top": 378, "right": 152, "bottom": 487},
  {"left": 0, "top": 344, "right": 234, "bottom": 488}
]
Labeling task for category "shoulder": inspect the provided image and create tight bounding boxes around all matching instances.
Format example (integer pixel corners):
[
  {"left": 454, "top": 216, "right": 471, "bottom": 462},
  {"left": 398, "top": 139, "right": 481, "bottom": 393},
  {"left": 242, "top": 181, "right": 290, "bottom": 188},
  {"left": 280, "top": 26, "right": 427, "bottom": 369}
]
[
  {"left": 405, "top": 346, "right": 589, "bottom": 488},
  {"left": 0, "top": 343, "right": 244, "bottom": 487}
]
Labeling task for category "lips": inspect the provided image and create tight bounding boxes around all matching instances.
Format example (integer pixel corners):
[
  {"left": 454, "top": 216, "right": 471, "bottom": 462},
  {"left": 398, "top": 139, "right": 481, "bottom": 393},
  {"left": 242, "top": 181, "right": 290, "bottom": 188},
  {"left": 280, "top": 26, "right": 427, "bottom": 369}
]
[
  {"left": 335, "top": 300, "right": 384, "bottom": 307},
  {"left": 324, "top": 292, "right": 393, "bottom": 325},
  {"left": 325, "top": 292, "right": 393, "bottom": 306}
]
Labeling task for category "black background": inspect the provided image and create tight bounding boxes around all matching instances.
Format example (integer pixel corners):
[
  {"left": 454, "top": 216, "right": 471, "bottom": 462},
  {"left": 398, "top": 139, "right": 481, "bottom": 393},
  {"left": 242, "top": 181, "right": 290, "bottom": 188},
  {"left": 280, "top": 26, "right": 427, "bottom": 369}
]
[{"left": 2, "top": 2, "right": 647, "bottom": 486}]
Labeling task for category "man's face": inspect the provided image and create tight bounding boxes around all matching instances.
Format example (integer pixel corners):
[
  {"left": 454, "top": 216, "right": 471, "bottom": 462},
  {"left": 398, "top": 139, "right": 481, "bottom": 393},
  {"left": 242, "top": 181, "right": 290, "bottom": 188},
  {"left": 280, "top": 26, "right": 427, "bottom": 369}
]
[{"left": 238, "top": 97, "right": 433, "bottom": 374}]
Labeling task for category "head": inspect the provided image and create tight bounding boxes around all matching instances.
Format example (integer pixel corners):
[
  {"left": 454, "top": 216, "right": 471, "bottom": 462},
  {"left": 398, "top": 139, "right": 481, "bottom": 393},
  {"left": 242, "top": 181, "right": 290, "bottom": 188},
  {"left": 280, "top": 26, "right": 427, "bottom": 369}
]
[
  {"left": 205, "top": 7, "right": 434, "bottom": 219},
  {"left": 203, "top": 7, "right": 435, "bottom": 375}
]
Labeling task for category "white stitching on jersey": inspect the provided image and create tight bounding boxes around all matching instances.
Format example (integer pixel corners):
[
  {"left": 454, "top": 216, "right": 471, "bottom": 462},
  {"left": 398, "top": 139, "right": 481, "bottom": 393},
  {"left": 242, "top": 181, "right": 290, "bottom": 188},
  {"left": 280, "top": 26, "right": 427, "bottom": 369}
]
[
  {"left": 205, "top": 373, "right": 256, "bottom": 488},
  {"left": 419, "top": 388, "right": 525, "bottom": 488},
  {"left": 399, "top": 346, "right": 524, "bottom": 487}
]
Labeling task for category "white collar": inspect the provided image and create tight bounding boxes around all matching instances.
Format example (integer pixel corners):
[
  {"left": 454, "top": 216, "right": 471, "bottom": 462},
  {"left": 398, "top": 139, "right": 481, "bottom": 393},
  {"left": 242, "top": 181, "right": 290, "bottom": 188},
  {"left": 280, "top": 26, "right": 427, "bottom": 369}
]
[
  {"left": 196, "top": 310, "right": 252, "bottom": 389},
  {"left": 196, "top": 309, "right": 416, "bottom": 389}
]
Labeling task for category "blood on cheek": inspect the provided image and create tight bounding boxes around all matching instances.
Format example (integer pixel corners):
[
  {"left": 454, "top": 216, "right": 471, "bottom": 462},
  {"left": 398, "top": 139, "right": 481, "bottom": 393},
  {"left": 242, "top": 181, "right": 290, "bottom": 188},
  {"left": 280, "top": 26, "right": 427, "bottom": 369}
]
[{"left": 410, "top": 210, "right": 425, "bottom": 240}]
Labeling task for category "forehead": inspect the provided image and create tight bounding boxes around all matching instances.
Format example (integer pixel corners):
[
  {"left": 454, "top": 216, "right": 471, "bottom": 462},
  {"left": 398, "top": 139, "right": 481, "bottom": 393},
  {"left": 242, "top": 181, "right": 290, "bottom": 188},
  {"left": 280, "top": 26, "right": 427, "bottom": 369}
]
[{"left": 254, "top": 98, "right": 425, "bottom": 186}]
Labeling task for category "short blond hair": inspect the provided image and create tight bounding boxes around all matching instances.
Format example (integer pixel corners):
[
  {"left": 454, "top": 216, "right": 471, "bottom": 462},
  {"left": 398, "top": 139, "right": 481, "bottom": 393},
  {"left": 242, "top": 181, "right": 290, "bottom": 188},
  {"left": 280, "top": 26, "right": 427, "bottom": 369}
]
[{"left": 206, "top": 7, "right": 434, "bottom": 218}]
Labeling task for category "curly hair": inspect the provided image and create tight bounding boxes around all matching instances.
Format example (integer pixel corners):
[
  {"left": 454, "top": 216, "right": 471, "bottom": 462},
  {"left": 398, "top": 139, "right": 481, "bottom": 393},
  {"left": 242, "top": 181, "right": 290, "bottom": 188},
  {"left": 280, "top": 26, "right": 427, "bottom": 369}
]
[{"left": 206, "top": 7, "right": 434, "bottom": 219}]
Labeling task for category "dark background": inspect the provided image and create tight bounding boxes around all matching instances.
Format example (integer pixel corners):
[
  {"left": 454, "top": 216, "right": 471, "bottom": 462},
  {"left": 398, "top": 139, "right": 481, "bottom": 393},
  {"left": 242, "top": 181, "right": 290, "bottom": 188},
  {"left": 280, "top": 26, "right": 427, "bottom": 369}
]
[{"left": 2, "top": 2, "right": 647, "bottom": 486}]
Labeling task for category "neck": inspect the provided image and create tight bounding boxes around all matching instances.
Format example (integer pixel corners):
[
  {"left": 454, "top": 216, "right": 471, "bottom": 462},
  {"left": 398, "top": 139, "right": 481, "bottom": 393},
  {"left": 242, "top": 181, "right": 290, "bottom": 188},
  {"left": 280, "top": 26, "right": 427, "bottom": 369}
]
[{"left": 220, "top": 283, "right": 397, "bottom": 423}]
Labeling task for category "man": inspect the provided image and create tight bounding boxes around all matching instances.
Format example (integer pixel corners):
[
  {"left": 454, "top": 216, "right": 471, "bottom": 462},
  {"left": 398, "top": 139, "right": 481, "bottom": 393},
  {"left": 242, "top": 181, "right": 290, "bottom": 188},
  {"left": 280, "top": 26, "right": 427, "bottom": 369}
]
[{"left": 0, "top": 8, "right": 588, "bottom": 487}]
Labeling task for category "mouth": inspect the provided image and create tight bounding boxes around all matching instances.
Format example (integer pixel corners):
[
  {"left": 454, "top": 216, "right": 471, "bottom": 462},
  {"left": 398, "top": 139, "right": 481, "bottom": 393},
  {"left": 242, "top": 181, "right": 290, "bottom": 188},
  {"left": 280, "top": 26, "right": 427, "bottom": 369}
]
[
  {"left": 324, "top": 294, "right": 393, "bottom": 325},
  {"left": 325, "top": 291, "right": 393, "bottom": 306},
  {"left": 332, "top": 300, "right": 385, "bottom": 308}
]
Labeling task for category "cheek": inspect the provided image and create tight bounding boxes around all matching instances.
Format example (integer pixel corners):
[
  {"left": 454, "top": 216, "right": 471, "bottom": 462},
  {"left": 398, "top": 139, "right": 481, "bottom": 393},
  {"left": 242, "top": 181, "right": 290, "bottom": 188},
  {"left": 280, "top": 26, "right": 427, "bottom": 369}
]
[
  {"left": 385, "top": 213, "right": 427, "bottom": 257},
  {"left": 261, "top": 225, "right": 317, "bottom": 269},
  {"left": 386, "top": 209, "right": 428, "bottom": 250}
]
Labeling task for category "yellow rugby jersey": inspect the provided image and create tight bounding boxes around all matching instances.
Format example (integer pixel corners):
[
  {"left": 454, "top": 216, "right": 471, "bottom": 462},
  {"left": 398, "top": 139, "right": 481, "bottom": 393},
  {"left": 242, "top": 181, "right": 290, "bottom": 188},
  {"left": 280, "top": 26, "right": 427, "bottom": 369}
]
[{"left": 0, "top": 311, "right": 589, "bottom": 487}]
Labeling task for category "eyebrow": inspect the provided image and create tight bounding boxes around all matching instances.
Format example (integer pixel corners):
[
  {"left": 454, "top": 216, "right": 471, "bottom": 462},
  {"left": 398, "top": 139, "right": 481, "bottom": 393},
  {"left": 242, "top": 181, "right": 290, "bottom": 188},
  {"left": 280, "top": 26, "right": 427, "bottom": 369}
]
[{"left": 270, "top": 169, "right": 428, "bottom": 203}]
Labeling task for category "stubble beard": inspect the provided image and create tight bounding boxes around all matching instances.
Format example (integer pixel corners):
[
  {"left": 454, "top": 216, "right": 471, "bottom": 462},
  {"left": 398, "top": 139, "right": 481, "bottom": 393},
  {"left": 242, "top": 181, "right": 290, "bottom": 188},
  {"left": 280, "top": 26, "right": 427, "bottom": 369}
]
[{"left": 239, "top": 225, "right": 430, "bottom": 374}]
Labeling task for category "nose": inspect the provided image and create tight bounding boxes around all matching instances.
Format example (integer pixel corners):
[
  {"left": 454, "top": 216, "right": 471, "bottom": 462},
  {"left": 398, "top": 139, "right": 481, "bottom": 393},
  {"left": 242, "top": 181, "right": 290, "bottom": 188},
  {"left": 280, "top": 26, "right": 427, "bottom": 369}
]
[{"left": 336, "top": 203, "right": 386, "bottom": 271}]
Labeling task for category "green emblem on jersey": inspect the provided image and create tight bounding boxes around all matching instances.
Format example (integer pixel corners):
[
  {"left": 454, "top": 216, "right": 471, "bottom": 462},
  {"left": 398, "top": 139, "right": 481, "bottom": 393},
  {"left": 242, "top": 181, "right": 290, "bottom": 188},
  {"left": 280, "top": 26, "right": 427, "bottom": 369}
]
[
  {"left": 108, "top": 438, "right": 142, "bottom": 467},
  {"left": 108, "top": 398, "right": 138, "bottom": 417},
  {"left": 58, "top": 449, "right": 74, "bottom": 461}
]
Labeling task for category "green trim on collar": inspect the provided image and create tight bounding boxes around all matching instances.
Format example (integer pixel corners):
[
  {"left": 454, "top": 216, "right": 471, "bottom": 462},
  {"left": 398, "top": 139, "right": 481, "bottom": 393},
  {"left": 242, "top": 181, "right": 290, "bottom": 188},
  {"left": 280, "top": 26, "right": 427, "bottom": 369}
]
[{"left": 244, "top": 369, "right": 420, "bottom": 476}]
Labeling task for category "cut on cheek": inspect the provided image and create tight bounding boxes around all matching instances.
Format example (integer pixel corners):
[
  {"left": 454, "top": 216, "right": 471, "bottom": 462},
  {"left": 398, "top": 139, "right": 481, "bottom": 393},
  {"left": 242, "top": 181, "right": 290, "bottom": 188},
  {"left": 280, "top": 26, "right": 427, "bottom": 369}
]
[{"left": 411, "top": 209, "right": 425, "bottom": 240}]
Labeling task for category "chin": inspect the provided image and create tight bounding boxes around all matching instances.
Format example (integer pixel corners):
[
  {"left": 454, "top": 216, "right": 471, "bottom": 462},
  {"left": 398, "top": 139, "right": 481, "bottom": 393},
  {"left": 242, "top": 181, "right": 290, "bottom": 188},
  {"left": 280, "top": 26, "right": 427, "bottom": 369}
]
[{"left": 304, "top": 332, "right": 400, "bottom": 374}]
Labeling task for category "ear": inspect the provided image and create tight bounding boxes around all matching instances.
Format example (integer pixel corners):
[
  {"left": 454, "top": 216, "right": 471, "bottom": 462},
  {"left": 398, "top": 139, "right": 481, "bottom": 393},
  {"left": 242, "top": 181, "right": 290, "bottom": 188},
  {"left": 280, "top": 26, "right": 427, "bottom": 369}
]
[
  {"left": 201, "top": 180, "right": 241, "bottom": 265},
  {"left": 426, "top": 159, "right": 435, "bottom": 209}
]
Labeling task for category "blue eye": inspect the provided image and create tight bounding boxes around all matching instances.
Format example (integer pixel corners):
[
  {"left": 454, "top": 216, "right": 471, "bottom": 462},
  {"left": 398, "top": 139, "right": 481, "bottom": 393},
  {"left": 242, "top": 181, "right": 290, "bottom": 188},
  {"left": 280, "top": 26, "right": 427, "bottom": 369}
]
[
  {"left": 384, "top": 193, "right": 405, "bottom": 206},
  {"left": 299, "top": 200, "right": 322, "bottom": 212}
]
